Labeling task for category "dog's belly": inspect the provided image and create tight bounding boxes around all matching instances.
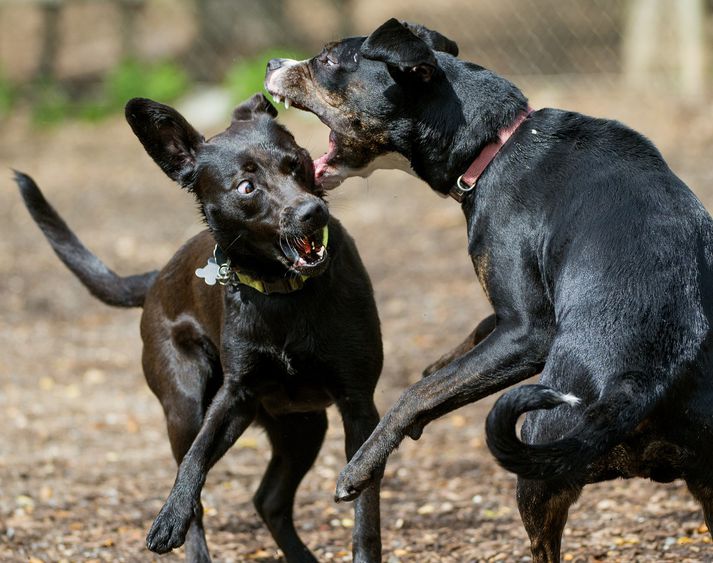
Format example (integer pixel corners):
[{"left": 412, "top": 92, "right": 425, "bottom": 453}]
[{"left": 260, "top": 383, "right": 334, "bottom": 416}]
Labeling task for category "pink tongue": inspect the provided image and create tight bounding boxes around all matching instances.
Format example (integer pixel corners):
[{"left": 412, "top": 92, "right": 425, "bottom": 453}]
[
  {"left": 313, "top": 134, "right": 337, "bottom": 180},
  {"left": 313, "top": 153, "right": 330, "bottom": 179}
]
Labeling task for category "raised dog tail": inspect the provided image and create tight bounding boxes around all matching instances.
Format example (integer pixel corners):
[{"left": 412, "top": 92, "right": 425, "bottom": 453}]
[
  {"left": 14, "top": 171, "right": 158, "bottom": 308},
  {"left": 486, "top": 373, "right": 653, "bottom": 481}
]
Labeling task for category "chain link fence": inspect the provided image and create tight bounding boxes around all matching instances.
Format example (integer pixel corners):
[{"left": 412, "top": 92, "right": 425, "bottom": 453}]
[{"left": 0, "top": 0, "right": 710, "bottom": 99}]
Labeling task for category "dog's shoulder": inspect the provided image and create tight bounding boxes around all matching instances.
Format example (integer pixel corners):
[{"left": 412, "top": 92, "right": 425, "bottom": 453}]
[
  {"left": 163, "top": 230, "right": 216, "bottom": 277},
  {"left": 144, "top": 230, "right": 219, "bottom": 313}
]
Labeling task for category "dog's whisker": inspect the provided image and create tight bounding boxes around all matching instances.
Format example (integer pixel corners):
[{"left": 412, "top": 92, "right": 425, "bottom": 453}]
[
  {"left": 279, "top": 236, "right": 295, "bottom": 264},
  {"left": 279, "top": 236, "right": 289, "bottom": 256}
]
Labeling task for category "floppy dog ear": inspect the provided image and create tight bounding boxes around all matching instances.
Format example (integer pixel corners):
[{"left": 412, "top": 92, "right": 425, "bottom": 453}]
[
  {"left": 402, "top": 22, "right": 459, "bottom": 56},
  {"left": 232, "top": 93, "right": 278, "bottom": 122},
  {"left": 125, "top": 98, "right": 204, "bottom": 187},
  {"left": 361, "top": 18, "right": 439, "bottom": 83}
]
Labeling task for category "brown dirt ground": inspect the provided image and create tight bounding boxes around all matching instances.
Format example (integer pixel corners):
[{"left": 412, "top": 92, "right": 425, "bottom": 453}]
[{"left": 2, "top": 87, "right": 713, "bottom": 562}]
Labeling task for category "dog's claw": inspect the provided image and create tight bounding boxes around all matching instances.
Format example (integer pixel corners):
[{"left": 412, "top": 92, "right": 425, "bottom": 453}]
[{"left": 146, "top": 498, "right": 193, "bottom": 554}]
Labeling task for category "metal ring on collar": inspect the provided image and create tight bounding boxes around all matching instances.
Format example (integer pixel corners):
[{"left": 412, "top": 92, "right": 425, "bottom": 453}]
[{"left": 456, "top": 175, "right": 475, "bottom": 193}]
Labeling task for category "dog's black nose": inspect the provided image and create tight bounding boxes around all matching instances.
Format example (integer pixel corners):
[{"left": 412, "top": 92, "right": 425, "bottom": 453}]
[
  {"left": 296, "top": 200, "right": 328, "bottom": 227},
  {"left": 267, "top": 58, "right": 286, "bottom": 72}
]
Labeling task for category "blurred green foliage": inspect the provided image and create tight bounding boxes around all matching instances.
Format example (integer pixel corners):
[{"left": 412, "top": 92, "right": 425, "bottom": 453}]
[
  {"left": 224, "top": 49, "right": 305, "bottom": 107},
  {"left": 0, "top": 68, "right": 16, "bottom": 118},
  {"left": 32, "top": 80, "right": 71, "bottom": 125},
  {"left": 105, "top": 59, "right": 189, "bottom": 109},
  {"left": 27, "top": 49, "right": 303, "bottom": 127},
  {"left": 32, "top": 59, "right": 189, "bottom": 126}
]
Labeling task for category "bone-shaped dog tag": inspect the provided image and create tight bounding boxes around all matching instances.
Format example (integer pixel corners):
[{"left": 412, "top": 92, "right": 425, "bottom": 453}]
[{"left": 196, "top": 257, "right": 220, "bottom": 286}]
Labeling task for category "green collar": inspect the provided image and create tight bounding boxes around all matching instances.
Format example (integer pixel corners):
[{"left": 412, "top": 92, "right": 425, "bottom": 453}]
[{"left": 196, "top": 226, "right": 329, "bottom": 295}]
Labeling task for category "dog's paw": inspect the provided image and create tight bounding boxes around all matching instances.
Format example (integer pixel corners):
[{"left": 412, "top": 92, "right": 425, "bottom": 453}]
[
  {"left": 146, "top": 497, "right": 194, "bottom": 554},
  {"left": 335, "top": 462, "right": 375, "bottom": 503}
]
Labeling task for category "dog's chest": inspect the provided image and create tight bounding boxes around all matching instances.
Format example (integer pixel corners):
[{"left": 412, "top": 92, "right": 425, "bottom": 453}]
[
  {"left": 249, "top": 340, "right": 309, "bottom": 377},
  {"left": 248, "top": 346, "right": 334, "bottom": 415},
  {"left": 228, "top": 305, "right": 334, "bottom": 414}
]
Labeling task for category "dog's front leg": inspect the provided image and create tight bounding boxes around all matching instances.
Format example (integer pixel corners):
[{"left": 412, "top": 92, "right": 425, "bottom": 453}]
[
  {"left": 335, "top": 322, "right": 549, "bottom": 502},
  {"left": 337, "top": 397, "right": 382, "bottom": 563},
  {"left": 146, "top": 377, "right": 257, "bottom": 554},
  {"left": 422, "top": 314, "right": 496, "bottom": 377}
]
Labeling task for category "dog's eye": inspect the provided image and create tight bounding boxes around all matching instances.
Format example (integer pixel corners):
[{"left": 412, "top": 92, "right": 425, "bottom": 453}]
[{"left": 236, "top": 180, "right": 255, "bottom": 195}]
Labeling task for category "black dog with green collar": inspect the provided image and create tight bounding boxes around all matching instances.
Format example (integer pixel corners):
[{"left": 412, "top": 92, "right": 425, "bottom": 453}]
[{"left": 14, "top": 94, "right": 384, "bottom": 563}]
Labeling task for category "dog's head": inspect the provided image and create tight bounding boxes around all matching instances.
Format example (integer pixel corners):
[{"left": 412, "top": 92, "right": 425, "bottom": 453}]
[
  {"left": 125, "top": 94, "right": 330, "bottom": 280},
  {"left": 264, "top": 18, "right": 462, "bottom": 190}
]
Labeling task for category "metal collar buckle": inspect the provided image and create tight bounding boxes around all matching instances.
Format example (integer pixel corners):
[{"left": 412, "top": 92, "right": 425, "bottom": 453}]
[
  {"left": 449, "top": 174, "right": 476, "bottom": 203},
  {"left": 213, "top": 246, "right": 237, "bottom": 287}
]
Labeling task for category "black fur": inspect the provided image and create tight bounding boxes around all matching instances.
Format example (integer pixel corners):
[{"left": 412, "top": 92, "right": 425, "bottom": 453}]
[
  {"left": 401, "top": 21, "right": 459, "bottom": 57},
  {"left": 485, "top": 379, "right": 655, "bottom": 482},
  {"left": 266, "top": 19, "right": 713, "bottom": 561},
  {"left": 361, "top": 18, "right": 439, "bottom": 82},
  {"left": 15, "top": 94, "right": 384, "bottom": 563}
]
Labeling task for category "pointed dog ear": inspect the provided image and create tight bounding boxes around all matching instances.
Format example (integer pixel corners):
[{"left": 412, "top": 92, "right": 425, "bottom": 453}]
[
  {"left": 125, "top": 98, "right": 204, "bottom": 187},
  {"left": 232, "top": 93, "right": 278, "bottom": 122},
  {"left": 361, "top": 18, "right": 439, "bottom": 83},
  {"left": 401, "top": 21, "right": 459, "bottom": 57}
]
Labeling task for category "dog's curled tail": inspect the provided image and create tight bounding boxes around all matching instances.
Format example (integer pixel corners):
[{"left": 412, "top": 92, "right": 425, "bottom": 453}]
[
  {"left": 486, "top": 373, "right": 653, "bottom": 481},
  {"left": 14, "top": 171, "right": 158, "bottom": 308}
]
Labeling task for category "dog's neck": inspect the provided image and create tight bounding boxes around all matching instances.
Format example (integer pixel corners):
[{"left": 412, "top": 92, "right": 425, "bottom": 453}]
[
  {"left": 404, "top": 64, "right": 530, "bottom": 196},
  {"left": 226, "top": 252, "right": 295, "bottom": 283},
  {"left": 448, "top": 106, "right": 533, "bottom": 202},
  {"left": 215, "top": 247, "right": 310, "bottom": 295}
]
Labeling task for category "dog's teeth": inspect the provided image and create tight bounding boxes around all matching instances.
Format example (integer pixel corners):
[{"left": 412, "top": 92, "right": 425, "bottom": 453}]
[
  {"left": 317, "top": 246, "right": 325, "bottom": 258},
  {"left": 284, "top": 98, "right": 291, "bottom": 109},
  {"left": 273, "top": 94, "right": 282, "bottom": 103}
]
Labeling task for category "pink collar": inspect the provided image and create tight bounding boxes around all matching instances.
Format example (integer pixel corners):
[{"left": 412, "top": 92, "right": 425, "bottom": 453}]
[{"left": 449, "top": 106, "right": 533, "bottom": 202}]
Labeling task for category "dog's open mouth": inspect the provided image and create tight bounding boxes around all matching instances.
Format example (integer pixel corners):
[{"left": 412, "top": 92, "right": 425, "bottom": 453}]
[
  {"left": 307, "top": 127, "right": 352, "bottom": 190},
  {"left": 266, "top": 87, "right": 348, "bottom": 189},
  {"left": 281, "top": 225, "right": 329, "bottom": 274}
]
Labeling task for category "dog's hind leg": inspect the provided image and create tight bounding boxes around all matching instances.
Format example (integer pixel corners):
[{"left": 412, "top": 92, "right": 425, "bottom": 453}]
[
  {"left": 686, "top": 480, "right": 713, "bottom": 537},
  {"left": 253, "top": 409, "right": 327, "bottom": 563},
  {"left": 517, "top": 478, "right": 582, "bottom": 563}
]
